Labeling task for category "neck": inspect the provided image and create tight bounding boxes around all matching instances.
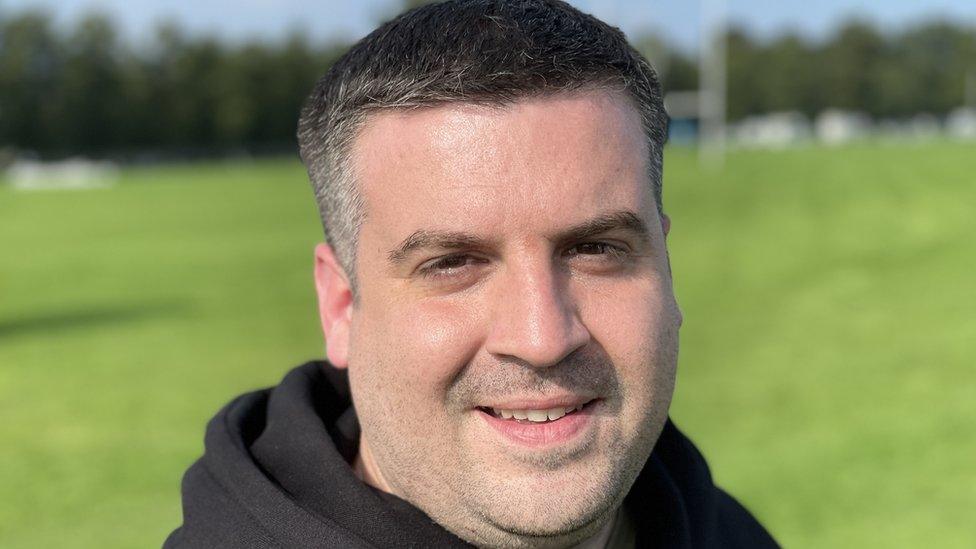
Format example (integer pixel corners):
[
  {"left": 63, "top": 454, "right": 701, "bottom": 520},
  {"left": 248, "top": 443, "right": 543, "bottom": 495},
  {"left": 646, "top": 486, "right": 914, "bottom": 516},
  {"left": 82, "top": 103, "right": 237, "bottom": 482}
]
[{"left": 570, "top": 510, "right": 618, "bottom": 549}]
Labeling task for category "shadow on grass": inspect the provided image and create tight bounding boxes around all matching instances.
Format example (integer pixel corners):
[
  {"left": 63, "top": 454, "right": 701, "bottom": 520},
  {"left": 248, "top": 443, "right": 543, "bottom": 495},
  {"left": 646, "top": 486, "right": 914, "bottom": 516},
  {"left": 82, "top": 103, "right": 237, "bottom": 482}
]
[{"left": 0, "top": 301, "right": 192, "bottom": 340}]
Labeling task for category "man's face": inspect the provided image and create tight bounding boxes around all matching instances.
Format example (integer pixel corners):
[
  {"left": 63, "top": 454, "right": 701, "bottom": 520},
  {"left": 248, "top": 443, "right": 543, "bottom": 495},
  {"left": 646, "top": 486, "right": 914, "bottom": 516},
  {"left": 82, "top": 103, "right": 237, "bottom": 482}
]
[{"left": 316, "top": 90, "right": 681, "bottom": 547}]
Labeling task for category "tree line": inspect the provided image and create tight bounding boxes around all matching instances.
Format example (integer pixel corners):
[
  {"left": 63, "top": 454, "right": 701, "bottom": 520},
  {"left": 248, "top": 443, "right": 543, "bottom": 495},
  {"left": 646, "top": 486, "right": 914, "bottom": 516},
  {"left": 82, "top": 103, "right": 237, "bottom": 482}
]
[
  {"left": 1, "top": 9, "right": 974, "bottom": 158},
  {"left": 0, "top": 11, "right": 346, "bottom": 158}
]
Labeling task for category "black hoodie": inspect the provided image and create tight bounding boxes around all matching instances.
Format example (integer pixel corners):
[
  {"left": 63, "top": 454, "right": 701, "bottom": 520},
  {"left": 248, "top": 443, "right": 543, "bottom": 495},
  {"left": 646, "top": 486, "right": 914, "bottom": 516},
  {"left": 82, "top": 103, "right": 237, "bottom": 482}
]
[{"left": 165, "top": 362, "right": 778, "bottom": 548}]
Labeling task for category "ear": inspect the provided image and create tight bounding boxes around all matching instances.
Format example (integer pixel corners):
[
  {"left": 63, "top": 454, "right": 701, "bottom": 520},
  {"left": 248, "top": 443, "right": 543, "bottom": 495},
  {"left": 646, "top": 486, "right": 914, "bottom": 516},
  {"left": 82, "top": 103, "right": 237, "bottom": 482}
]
[
  {"left": 659, "top": 212, "right": 677, "bottom": 282},
  {"left": 314, "top": 243, "right": 353, "bottom": 369}
]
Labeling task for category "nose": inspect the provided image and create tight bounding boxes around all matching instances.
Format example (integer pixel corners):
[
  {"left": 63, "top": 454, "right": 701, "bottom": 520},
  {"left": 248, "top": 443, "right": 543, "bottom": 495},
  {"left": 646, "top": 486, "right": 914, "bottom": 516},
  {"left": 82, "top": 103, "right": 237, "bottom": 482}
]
[{"left": 485, "top": 260, "right": 590, "bottom": 368}]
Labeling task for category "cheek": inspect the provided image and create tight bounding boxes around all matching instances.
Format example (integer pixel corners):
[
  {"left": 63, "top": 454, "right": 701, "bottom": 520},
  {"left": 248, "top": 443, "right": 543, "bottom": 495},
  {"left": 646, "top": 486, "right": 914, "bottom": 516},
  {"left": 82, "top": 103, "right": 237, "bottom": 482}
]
[
  {"left": 351, "top": 295, "right": 486, "bottom": 407},
  {"left": 581, "top": 276, "right": 673, "bottom": 339},
  {"left": 413, "top": 301, "right": 482, "bottom": 356},
  {"left": 578, "top": 278, "right": 679, "bottom": 389}
]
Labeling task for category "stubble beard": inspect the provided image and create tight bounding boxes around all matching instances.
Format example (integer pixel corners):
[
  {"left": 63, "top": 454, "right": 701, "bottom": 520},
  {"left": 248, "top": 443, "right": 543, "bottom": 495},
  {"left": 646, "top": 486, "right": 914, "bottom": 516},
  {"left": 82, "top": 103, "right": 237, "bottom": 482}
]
[
  {"left": 446, "top": 435, "right": 645, "bottom": 548},
  {"left": 351, "top": 346, "right": 674, "bottom": 549}
]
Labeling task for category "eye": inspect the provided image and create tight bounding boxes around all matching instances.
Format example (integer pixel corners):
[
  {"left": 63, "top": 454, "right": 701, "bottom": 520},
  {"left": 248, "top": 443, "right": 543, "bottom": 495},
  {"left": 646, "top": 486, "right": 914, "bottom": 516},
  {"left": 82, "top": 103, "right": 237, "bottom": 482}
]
[
  {"left": 565, "top": 242, "right": 628, "bottom": 258},
  {"left": 418, "top": 254, "right": 486, "bottom": 278},
  {"left": 563, "top": 241, "right": 634, "bottom": 274}
]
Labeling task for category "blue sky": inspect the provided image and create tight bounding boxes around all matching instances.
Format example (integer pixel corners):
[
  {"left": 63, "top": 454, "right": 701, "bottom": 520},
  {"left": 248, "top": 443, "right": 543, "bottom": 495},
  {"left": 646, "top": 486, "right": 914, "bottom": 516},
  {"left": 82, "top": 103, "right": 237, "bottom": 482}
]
[{"left": 5, "top": 0, "right": 976, "bottom": 51}]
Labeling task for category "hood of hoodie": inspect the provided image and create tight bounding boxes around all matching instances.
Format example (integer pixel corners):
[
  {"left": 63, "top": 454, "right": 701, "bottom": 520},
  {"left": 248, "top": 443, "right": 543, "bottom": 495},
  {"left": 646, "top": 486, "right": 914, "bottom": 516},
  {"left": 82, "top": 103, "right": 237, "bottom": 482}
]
[{"left": 165, "top": 362, "right": 777, "bottom": 548}]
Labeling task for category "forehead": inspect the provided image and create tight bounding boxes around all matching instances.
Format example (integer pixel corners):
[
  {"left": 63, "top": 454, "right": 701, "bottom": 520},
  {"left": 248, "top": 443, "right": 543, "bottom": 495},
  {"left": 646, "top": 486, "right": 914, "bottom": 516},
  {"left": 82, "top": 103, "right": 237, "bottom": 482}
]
[{"left": 349, "top": 90, "right": 652, "bottom": 244}]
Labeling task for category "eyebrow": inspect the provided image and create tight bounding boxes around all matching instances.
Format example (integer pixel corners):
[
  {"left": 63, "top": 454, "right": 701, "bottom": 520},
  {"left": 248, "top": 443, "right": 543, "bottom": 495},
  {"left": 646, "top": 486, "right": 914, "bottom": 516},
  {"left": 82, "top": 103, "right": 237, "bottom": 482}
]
[
  {"left": 386, "top": 209, "right": 651, "bottom": 264},
  {"left": 388, "top": 231, "right": 490, "bottom": 263},
  {"left": 556, "top": 210, "right": 650, "bottom": 246}
]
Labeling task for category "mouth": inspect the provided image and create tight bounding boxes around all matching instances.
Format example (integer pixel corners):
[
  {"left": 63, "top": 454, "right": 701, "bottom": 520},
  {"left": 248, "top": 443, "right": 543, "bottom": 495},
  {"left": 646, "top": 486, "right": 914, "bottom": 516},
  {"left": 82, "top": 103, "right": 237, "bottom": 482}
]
[
  {"left": 476, "top": 400, "right": 594, "bottom": 424},
  {"left": 475, "top": 399, "right": 600, "bottom": 447}
]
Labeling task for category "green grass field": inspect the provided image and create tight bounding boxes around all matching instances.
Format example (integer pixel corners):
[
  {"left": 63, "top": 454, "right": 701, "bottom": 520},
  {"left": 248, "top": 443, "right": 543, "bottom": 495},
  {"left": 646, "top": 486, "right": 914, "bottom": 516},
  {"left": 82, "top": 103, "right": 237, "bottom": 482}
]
[{"left": 2, "top": 142, "right": 974, "bottom": 547}]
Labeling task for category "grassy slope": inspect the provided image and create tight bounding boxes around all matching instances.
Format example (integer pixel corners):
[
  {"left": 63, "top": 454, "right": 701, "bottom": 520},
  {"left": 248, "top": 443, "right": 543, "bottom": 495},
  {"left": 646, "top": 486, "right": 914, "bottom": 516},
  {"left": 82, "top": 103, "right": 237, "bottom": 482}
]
[{"left": 1, "top": 143, "right": 973, "bottom": 546}]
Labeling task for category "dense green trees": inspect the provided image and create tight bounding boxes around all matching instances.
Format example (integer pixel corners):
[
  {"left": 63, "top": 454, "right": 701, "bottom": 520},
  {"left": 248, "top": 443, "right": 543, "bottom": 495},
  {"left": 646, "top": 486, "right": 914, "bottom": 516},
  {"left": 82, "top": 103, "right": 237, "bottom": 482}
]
[
  {"left": 717, "top": 20, "right": 976, "bottom": 120},
  {"left": 0, "top": 11, "right": 345, "bottom": 157},
  {"left": 0, "top": 9, "right": 973, "bottom": 158}
]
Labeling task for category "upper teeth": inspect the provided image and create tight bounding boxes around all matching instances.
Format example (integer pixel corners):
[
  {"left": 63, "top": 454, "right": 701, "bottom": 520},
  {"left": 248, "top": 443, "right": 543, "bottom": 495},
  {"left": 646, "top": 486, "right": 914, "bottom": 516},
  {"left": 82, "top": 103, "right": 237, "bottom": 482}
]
[{"left": 493, "top": 404, "right": 584, "bottom": 422}]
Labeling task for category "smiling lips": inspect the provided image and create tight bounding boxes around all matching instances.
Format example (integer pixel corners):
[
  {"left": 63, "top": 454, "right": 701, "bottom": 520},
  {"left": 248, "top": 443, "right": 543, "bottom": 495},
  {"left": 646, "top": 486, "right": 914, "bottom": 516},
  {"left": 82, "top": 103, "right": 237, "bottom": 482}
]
[
  {"left": 481, "top": 403, "right": 587, "bottom": 423},
  {"left": 477, "top": 399, "right": 599, "bottom": 446}
]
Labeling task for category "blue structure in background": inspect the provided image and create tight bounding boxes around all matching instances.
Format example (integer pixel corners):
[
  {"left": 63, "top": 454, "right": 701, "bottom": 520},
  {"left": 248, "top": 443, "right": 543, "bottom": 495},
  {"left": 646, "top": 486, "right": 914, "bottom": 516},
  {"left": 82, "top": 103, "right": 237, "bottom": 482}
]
[{"left": 668, "top": 117, "right": 699, "bottom": 146}]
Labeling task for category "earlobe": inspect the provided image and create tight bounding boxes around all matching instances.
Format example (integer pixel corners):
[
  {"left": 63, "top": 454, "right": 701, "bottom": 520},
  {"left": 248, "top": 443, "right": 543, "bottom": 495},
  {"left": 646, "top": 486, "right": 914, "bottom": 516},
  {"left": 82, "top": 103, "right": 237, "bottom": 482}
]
[
  {"left": 661, "top": 213, "right": 671, "bottom": 237},
  {"left": 314, "top": 243, "right": 353, "bottom": 369}
]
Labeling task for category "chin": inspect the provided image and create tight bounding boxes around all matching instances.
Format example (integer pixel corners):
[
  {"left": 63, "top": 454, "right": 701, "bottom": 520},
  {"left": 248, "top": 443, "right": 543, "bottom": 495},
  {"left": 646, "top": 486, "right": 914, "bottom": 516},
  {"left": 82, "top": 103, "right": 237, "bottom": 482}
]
[
  {"left": 461, "top": 500, "right": 615, "bottom": 549},
  {"left": 453, "top": 459, "right": 628, "bottom": 547}
]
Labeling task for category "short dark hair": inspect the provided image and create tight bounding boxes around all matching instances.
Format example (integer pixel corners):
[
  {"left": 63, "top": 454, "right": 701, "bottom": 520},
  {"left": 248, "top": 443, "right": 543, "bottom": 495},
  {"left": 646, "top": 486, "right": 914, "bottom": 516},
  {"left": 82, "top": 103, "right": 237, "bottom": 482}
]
[{"left": 297, "top": 0, "right": 668, "bottom": 281}]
